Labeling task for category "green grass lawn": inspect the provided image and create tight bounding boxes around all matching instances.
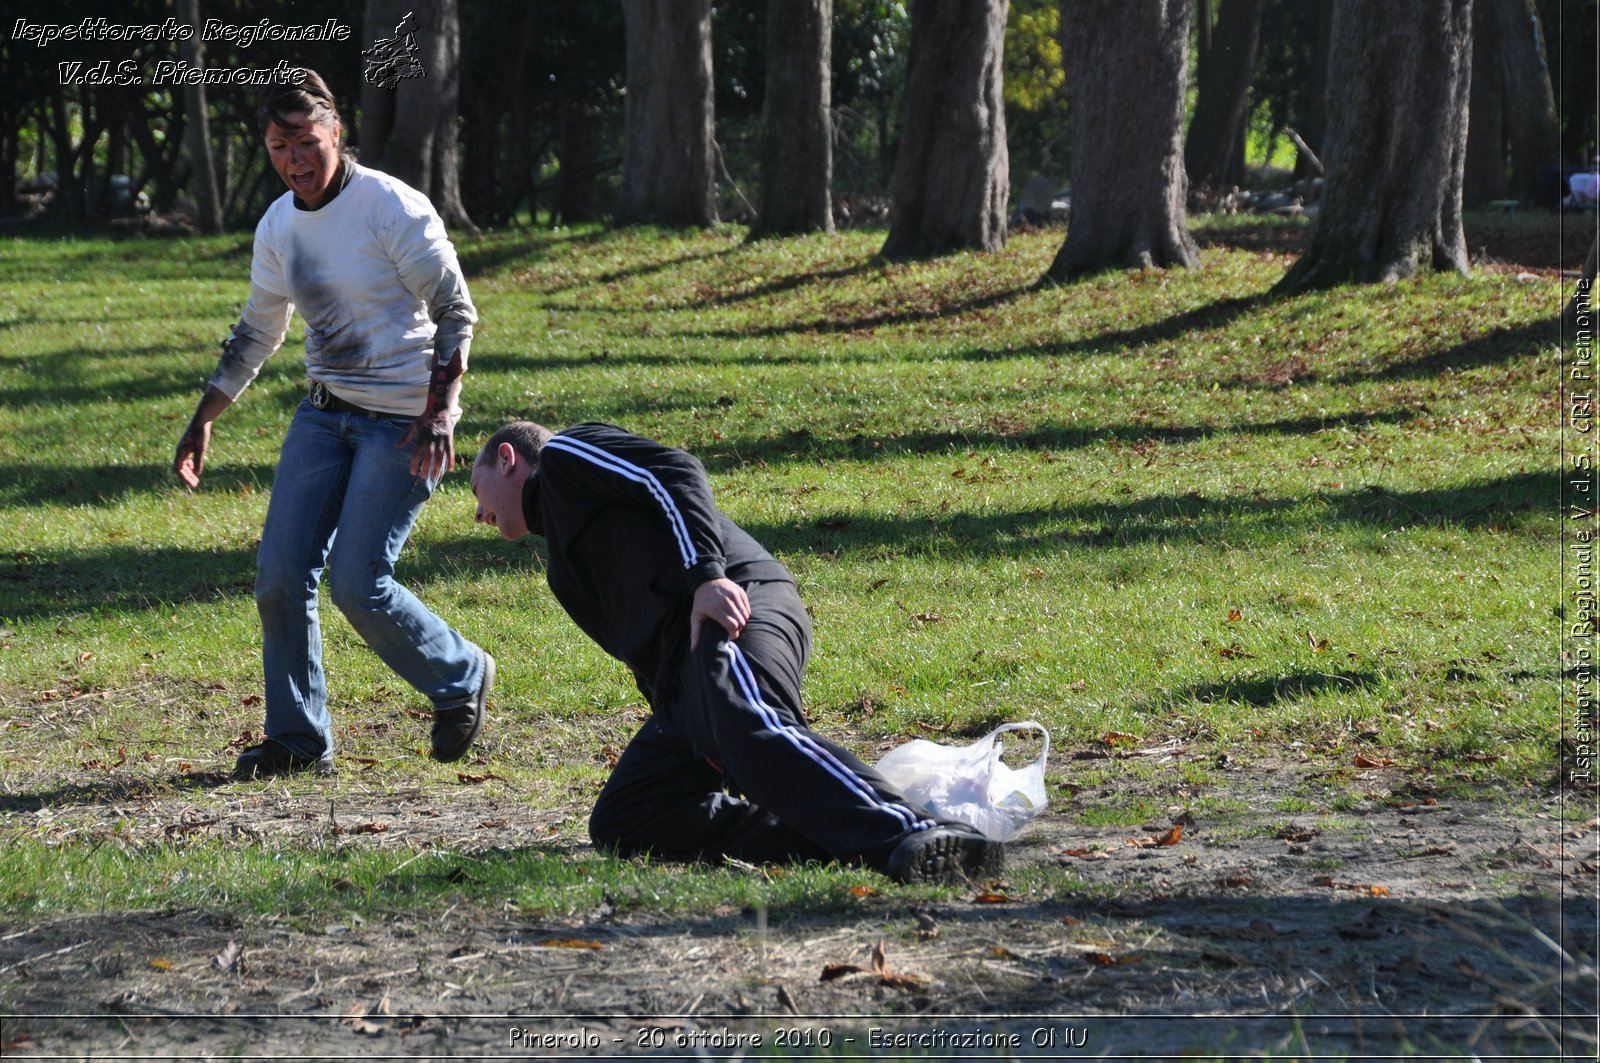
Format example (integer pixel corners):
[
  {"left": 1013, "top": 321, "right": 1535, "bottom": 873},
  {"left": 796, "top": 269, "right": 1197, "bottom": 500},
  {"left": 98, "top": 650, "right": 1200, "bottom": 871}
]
[{"left": 0, "top": 218, "right": 1564, "bottom": 913}]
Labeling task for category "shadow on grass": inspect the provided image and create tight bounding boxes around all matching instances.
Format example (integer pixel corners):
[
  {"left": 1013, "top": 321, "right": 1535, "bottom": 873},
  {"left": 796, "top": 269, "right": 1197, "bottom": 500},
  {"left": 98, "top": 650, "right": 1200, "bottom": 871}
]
[
  {"left": 691, "top": 406, "right": 1419, "bottom": 471},
  {"left": 735, "top": 468, "right": 1556, "bottom": 559},
  {"left": 3, "top": 532, "right": 546, "bottom": 621},
  {"left": 1051, "top": 291, "right": 1283, "bottom": 358},
  {"left": 0, "top": 463, "right": 278, "bottom": 509},
  {"left": 1321, "top": 317, "right": 1558, "bottom": 385},
  {"left": 690, "top": 284, "right": 1036, "bottom": 340},
  {"left": 0, "top": 345, "right": 202, "bottom": 410},
  {"left": 456, "top": 226, "right": 622, "bottom": 280},
  {"left": 1162, "top": 669, "right": 1384, "bottom": 708},
  {"left": 533, "top": 243, "right": 743, "bottom": 296},
  {"left": 0, "top": 772, "right": 228, "bottom": 813},
  {"left": 3, "top": 470, "right": 1551, "bottom": 621},
  {"left": 699, "top": 259, "right": 877, "bottom": 306}
]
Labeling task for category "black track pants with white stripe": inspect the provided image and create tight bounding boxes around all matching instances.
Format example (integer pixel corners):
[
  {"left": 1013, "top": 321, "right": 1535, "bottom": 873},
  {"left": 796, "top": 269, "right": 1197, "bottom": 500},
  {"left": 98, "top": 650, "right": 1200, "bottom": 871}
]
[{"left": 588, "top": 580, "right": 936, "bottom": 869}]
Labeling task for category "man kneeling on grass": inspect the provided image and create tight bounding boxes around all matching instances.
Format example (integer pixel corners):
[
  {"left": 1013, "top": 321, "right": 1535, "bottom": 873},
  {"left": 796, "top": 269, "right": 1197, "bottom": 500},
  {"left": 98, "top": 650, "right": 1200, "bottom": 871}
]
[{"left": 469, "top": 421, "right": 1004, "bottom": 884}]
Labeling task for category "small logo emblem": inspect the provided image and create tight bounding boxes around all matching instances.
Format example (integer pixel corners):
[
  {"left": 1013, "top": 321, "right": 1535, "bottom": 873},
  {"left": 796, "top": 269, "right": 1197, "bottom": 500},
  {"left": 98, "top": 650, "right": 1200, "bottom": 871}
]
[{"left": 362, "top": 12, "right": 427, "bottom": 90}]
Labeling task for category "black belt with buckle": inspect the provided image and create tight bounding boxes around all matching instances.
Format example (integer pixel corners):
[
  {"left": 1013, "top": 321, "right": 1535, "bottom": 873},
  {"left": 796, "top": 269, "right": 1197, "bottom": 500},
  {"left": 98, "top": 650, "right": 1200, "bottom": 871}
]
[{"left": 308, "top": 380, "right": 379, "bottom": 417}]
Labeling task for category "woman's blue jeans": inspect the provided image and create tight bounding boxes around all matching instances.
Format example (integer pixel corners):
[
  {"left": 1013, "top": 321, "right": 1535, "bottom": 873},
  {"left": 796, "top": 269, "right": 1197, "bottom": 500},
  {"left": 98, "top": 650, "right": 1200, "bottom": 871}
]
[{"left": 254, "top": 402, "right": 485, "bottom": 758}]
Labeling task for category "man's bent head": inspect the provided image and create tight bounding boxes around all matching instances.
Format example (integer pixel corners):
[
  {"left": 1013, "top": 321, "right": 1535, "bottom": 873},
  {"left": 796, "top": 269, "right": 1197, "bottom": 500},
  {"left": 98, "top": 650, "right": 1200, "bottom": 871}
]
[{"left": 470, "top": 421, "right": 552, "bottom": 540}]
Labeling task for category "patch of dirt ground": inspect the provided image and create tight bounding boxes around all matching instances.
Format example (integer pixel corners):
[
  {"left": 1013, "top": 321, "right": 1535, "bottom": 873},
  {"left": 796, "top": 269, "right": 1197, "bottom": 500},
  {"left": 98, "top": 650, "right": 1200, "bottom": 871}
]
[{"left": 1, "top": 756, "right": 1597, "bottom": 1060}]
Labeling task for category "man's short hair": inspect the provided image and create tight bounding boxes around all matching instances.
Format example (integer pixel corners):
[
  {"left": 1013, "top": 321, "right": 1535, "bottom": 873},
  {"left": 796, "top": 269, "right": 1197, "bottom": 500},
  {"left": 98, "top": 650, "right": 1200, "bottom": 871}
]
[{"left": 479, "top": 421, "right": 553, "bottom": 466}]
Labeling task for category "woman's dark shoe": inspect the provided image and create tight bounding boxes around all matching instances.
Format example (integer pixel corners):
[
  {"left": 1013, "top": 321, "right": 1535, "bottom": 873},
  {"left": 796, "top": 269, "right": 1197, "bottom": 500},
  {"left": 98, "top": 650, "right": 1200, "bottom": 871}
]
[
  {"left": 432, "top": 652, "right": 494, "bottom": 762},
  {"left": 232, "top": 738, "right": 335, "bottom": 780}
]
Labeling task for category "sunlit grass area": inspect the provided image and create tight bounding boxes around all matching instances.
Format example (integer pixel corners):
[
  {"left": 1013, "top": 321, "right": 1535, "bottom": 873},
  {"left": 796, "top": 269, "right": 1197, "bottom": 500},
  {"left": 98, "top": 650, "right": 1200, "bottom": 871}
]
[{"left": 0, "top": 218, "right": 1563, "bottom": 913}]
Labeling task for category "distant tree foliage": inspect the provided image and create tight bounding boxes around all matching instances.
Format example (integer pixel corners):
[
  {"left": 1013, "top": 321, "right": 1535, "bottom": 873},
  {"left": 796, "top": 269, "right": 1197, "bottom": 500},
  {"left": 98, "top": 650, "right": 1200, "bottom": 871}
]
[{"left": 1003, "top": 0, "right": 1069, "bottom": 185}]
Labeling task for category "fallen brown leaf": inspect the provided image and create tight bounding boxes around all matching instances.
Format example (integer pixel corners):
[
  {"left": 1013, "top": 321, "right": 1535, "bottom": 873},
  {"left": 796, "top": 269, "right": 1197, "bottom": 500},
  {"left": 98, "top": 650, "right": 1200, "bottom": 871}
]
[
  {"left": 972, "top": 891, "right": 1011, "bottom": 904},
  {"left": 820, "top": 963, "right": 865, "bottom": 982},
  {"left": 456, "top": 771, "right": 505, "bottom": 784},
  {"left": 351, "top": 822, "right": 390, "bottom": 835},
  {"left": 847, "top": 885, "right": 878, "bottom": 897},
  {"left": 1126, "top": 823, "right": 1183, "bottom": 849},
  {"left": 1354, "top": 754, "right": 1394, "bottom": 768},
  {"left": 1060, "top": 847, "right": 1109, "bottom": 860},
  {"left": 148, "top": 957, "right": 173, "bottom": 971},
  {"left": 535, "top": 938, "right": 603, "bottom": 950},
  {"left": 1100, "top": 731, "right": 1140, "bottom": 747}
]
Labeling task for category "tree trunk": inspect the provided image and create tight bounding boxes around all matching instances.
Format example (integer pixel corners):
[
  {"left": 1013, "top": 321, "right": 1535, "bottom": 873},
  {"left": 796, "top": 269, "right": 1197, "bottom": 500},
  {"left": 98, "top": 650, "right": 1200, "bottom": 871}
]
[
  {"left": 1464, "top": 0, "right": 1507, "bottom": 207},
  {"left": 1185, "top": 0, "right": 1263, "bottom": 198},
  {"left": 1489, "top": 0, "right": 1560, "bottom": 206},
  {"left": 358, "top": 0, "right": 396, "bottom": 164},
  {"left": 0, "top": 110, "right": 15, "bottom": 218},
  {"left": 1044, "top": 0, "right": 1197, "bottom": 281},
  {"left": 178, "top": 0, "right": 223, "bottom": 233},
  {"left": 879, "top": 0, "right": 1008, "bottom": 259},
  {"left": 750, "top": 0, "right": 834, "bottom": 238},
  {"left": 555, "top": 100, "right": 604, "bottom": 224},
  {"left": 1294, "top": 0, "right": 1335, "bottom": 181},
  {"left": 617, "top": 0, "right": 717, "bottom": 228},
  {"left": 361, "top": 0, "right": 477, "bottom": 234},
  {"left": 128, "top": 96, "right": 183, "bottom": 213},
  {"left": 1275, "top": 0, "right": 1472, "bottom": 293}
]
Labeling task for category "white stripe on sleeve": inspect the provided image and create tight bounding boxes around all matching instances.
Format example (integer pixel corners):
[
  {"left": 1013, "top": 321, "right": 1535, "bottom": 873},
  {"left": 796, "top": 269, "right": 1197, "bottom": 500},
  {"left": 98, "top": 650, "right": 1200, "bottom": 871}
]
[{"left": 545, "top": 435, "right": 698, "bottom": 569}]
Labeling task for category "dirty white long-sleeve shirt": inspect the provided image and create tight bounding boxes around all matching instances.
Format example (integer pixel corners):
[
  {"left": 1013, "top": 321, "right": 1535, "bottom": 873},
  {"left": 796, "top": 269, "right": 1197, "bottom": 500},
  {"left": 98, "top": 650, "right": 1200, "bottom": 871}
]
[{"left": 208, "top": 163, "right": 476, "bottom": 417}]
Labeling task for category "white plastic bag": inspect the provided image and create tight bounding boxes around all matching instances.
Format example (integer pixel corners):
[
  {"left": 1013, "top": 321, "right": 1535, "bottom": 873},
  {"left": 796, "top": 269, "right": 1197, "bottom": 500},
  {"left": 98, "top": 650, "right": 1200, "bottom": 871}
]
[{"left": 875, "top": 722, "right": 1050, "bottom": 842}]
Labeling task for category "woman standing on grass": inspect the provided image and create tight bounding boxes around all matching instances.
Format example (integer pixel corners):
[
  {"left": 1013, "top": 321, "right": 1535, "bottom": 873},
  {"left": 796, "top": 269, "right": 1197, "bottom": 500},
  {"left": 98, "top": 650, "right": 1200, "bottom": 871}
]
[{"left": 172, "top": 68, "right": 493, "bottom": 779}]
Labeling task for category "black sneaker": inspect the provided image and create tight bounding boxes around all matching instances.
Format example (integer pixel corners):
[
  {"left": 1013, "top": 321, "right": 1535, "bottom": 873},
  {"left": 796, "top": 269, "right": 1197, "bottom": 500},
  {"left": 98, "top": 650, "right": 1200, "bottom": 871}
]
[
  {"left": 232, "top": 739, "right": 335, "bottom": 780},
  {"left": 432, "top": 652, "right": 494, "bottom": 762},
  {"left": 885, "top": 824, "right": 1005, "bottom": 884}
]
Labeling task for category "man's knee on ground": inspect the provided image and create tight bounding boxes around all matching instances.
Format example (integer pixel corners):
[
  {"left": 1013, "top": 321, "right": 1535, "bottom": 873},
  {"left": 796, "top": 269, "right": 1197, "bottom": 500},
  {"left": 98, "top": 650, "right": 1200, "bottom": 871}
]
[{"left": 588, "top": 802, "right": 645, "bottom": 857}]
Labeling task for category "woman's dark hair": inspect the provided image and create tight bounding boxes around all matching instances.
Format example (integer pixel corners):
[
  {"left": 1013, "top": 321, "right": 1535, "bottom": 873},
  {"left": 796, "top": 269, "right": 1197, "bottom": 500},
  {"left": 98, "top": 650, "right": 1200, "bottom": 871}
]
[{"left": 258, "top": 68, "right": 340, "bottom": 133}]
